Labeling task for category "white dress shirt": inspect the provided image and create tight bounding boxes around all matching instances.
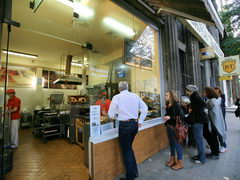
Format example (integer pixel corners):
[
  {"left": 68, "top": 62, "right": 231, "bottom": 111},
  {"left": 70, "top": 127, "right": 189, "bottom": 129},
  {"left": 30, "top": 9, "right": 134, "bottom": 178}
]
[{"left": 108, "top": 90, "right": 148, "bottom": 124}]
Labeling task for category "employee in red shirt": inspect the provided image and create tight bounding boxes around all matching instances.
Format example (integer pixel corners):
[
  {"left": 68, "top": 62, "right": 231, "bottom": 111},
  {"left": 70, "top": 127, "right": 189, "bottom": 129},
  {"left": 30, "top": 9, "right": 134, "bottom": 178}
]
[
  {"left": 95, "top": 92, "right": 111, "bottom": 116},
  {"left": 7, "top": 89, "right": 21, "bottom": 148}
]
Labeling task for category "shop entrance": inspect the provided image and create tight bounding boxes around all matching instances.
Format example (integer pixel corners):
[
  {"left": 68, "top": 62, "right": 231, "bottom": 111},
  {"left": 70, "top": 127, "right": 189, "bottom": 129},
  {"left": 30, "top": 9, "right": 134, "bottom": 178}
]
[{"left": 1, "top": 0, "right": 162, "bottom": 179}]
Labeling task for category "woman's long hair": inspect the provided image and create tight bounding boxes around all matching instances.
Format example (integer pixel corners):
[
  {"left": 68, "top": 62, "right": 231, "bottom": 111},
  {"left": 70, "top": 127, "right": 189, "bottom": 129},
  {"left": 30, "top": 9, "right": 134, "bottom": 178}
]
[
  {"left": 214, "top": 86, "right": 222, "bottom": 97},
  {"left": 204, "top": 87, "right": 218, "bottom": 99},
  {"left": 166, "top": 90, "right": 179, "bottom": 107}
]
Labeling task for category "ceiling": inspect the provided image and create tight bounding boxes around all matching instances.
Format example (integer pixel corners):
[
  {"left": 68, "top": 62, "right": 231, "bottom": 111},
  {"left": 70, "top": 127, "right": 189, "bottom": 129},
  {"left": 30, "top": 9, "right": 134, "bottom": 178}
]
[{"left": 1, "top": 0, "right": 147, "bottom": 67}]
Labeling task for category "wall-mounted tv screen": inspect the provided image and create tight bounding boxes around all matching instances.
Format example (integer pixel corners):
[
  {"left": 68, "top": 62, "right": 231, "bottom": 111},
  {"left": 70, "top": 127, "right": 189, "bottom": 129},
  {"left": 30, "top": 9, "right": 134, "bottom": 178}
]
[{"left": 117, "top": 70, "right": 125, "bottom": 78}]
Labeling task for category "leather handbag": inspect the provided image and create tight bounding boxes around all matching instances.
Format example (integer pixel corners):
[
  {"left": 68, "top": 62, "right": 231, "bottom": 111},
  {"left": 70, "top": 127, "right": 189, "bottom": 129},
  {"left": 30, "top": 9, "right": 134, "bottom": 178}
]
[{"left": 175, "top": 116, "right": 188, "bottom": 143}]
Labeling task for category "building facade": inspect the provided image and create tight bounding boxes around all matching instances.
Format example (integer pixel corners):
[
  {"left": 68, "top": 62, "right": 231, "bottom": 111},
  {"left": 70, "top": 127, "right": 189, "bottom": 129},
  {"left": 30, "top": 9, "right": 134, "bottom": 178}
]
[{"left": 0, "top": 0, "right": 226, "bottom": 179}]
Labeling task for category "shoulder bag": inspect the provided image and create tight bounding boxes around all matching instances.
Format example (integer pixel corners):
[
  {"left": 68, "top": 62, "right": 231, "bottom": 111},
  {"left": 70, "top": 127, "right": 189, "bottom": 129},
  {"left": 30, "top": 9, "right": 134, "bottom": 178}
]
[{"left": 175, "top": 116, "right": 188, "bottom": 143}]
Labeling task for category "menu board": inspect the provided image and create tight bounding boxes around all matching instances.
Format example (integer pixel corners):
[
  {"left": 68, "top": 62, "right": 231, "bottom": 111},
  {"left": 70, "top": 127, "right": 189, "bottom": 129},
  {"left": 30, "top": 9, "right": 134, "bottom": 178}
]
[{"left": 90, "top": 105, "right": 101, "bottom": 137}]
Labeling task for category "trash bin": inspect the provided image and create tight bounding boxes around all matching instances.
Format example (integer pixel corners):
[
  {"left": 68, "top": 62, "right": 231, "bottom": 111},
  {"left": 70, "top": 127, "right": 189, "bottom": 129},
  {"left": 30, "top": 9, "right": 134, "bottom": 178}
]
[{"left": 0, "top": 149, "right": 13, "bottom": 174}]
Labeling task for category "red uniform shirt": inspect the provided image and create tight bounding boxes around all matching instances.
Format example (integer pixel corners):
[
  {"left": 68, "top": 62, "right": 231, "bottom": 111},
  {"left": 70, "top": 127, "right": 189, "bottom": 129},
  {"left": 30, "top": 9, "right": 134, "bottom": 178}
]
[
  {"left": 95, "top": 99, "right": 111, "bottom": 116},
  {"left": 7, "top": 96, "right": 21, "bottom": 120}
]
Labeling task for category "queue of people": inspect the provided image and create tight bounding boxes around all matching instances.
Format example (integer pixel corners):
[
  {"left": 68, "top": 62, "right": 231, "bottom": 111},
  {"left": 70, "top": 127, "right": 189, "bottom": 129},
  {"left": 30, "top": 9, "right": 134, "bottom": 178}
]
[
  {"left": 107, "top": 81, "right": 229, "bottom": 179},
  {"left": 164, "top": 85, "right": 227, "bottom": 171}
]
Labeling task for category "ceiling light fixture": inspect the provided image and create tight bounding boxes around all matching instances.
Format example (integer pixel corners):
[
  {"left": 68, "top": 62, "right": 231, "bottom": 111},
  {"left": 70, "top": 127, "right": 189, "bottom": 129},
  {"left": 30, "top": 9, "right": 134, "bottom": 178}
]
[
  {"left": 2, "top": 50, "right": 38, "bottom": 59},
  {"left": 57, "top": 0, "right": 94, "bottom": 19},
  {"left": 57, "top": 0, "right": 74, "bottom": 7},
  {"left": 71, "top": 62, "right": 83, "bottom": 67},
  {"left": 103, "top": 17, "right": 135, "bottom": 37}
]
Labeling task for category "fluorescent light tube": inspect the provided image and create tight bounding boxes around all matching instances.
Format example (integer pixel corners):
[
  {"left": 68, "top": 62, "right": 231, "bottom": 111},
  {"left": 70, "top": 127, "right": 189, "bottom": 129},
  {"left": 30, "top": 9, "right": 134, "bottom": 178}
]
[
  {"left": 57, "top": 0, "right": 94, "bottom": 18},
  {"left": 103, "top": 17, "right": 135, "bottom": 37},
  {"left": 71, "top": 62, "right": 83, "bottom": 67},
  {"left": 57, "top": 0, "right": 74, "bottom": 8},
  {"left": 75, "top": 5, "right": 94, "bottom": 18},
  {"left": 2, "top": 50, "right": 38, "bottom": 59}
]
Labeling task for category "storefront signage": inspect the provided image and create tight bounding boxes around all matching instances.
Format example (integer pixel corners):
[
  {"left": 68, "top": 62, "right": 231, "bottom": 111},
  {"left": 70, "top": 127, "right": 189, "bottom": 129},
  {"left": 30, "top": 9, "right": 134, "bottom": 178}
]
[
  {"left": 90, "top": 105, "right": 101, "bottom": 137},
  {"left": 200, "top": 47, "right": 215, "bottom": 60},
  {"left": 182, "top": 20, "right": 224, "bottom": 58},
  {"left": 218, "top": 76, "right": 232, "bottom": 81},
  {"left": 219, "top": 55, "right": 240, "bottom": 76},
  {"left": 90, "top": 67, "right": 108, "bottom": 78}
]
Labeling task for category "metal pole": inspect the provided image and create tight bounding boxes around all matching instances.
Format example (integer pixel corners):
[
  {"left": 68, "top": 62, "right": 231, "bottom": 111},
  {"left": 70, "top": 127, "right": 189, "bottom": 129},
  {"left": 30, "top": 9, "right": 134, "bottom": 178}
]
[{"left": 1, "top": 23, "right": 11, "bottom": 180}]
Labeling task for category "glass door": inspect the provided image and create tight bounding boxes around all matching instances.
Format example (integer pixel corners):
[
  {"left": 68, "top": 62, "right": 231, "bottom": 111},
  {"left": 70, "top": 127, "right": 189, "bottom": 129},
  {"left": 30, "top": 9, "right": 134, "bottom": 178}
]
[{"left": 0, "top": 0, "right": 20, "bottom": 178}]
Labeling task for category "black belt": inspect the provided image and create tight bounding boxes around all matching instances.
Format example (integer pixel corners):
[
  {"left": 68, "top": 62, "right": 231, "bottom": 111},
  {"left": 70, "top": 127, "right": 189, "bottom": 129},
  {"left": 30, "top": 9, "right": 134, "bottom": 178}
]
[{"left": 119, "top": 119, "right": 137, "bottom": 122}]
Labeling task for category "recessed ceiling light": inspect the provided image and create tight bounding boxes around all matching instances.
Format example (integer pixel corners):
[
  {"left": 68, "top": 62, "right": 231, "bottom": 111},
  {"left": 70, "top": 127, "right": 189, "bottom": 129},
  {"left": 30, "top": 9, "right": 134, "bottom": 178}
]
[{"left": 2, "top": 50, "right": 38, "bottom": 59}]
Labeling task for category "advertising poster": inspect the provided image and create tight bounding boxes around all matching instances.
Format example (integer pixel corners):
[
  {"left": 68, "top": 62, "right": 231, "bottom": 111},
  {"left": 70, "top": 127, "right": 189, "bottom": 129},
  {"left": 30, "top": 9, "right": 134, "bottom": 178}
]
[
  {"left": 123, "top": 26, "right": 154, "bottom": 70},
  {"left": 0, "top": 66, "right": 35, "bottom": 87}
]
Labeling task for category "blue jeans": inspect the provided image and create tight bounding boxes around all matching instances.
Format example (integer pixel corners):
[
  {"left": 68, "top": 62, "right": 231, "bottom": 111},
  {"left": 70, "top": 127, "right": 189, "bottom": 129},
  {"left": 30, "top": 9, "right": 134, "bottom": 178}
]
[
  {"left": 166, "top": 126, "right": 183, "bottom": 160},
  {"left": 119, "top": 121, "right": 138, "bottom": 180},
  {"left": 192, "top": 123, "right": 205, "bottom": 163}
]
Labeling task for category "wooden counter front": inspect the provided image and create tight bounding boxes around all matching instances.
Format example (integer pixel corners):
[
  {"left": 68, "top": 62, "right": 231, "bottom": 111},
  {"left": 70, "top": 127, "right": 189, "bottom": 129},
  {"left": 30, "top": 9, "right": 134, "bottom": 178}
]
[{"left": 90, "top": 124, "right": 168, "bottom": 180}]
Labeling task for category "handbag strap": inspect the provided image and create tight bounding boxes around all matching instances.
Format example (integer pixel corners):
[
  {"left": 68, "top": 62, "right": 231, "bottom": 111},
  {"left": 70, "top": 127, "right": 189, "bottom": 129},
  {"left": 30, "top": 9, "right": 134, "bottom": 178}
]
[{"left": 175, "top": 116, "right": 182, "bottom": 125}]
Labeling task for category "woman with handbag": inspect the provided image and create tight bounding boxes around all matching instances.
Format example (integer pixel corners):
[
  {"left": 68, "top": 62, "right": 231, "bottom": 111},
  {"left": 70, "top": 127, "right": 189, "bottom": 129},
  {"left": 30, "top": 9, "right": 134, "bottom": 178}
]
[{"left": 163, "top": 91, "right": 185, "bottom": 170}]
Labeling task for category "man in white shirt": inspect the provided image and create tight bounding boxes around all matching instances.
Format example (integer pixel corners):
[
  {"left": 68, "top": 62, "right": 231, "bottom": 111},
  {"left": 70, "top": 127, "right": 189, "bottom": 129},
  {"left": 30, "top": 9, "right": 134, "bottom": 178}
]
[{"left": 108, "top": 81, "right": 148, "bottom": 180}]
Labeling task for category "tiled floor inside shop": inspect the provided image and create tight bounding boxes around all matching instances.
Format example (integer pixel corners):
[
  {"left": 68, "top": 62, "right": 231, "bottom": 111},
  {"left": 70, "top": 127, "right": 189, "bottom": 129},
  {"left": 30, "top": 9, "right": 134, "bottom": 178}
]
[{"left": 5, "top": 129, "right": 89, "bottom": 180}]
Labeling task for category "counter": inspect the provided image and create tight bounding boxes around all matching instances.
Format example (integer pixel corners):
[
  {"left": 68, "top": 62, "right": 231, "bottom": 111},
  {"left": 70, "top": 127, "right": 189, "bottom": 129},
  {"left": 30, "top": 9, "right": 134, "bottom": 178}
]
[{"left": 88, "top": 118, "right": 168, "bottom": 180}]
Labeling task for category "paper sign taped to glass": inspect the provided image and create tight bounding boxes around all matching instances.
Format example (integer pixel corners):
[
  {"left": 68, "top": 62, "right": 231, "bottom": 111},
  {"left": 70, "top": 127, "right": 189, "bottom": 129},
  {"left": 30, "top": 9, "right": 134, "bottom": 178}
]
[
  {"left": 90, "top": 105, "right": 101, "bottom": 137},
  {"left": 219, "top": 55, "right": 240, "bottom": 76}
]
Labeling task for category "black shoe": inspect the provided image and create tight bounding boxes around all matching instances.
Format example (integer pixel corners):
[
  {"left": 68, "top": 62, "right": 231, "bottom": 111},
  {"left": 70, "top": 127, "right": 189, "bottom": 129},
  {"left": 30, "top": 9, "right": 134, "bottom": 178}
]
[
  {"left": 191, "top": 155, "right": 199, "bottom": 161},
  {"left": 120, "top": 175, "right": 138, "bottom": 180},
  {"left": 206, "top": 153, "right": 219, "bottom": 160}
]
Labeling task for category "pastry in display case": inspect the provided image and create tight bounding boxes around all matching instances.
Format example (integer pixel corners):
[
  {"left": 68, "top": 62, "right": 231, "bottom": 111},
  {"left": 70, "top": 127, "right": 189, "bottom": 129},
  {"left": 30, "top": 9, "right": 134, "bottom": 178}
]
[{"left": 140, "top": 91, "right": 161, "bottom": 119}]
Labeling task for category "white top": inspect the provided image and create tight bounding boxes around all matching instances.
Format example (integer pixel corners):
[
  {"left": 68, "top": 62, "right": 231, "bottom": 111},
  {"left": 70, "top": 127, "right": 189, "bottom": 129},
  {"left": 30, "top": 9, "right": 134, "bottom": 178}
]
[{"left": 108, "top": 90, "right": 148, "bottom": 124}]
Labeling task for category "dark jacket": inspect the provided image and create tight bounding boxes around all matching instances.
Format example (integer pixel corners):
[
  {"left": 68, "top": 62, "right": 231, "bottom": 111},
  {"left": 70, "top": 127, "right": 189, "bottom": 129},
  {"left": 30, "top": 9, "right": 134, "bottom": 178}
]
[
  {"left": 220, "top": 94, "right": 226, "bottom": 112},
  {"left": 186, "top": 92, "right": 209, "bottom": 124},
  {"left": 235, "top": 98, "right": 240, "bottom": 107},
  {"left": 165, "top": 102, "right": 185, "bottom": 126}
]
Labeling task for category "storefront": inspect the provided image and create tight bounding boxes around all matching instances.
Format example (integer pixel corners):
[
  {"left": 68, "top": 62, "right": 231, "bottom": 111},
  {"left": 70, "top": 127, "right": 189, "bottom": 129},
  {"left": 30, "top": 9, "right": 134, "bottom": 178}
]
[{"left": 0, "top": 0, "right": 224, "bottom": 179}]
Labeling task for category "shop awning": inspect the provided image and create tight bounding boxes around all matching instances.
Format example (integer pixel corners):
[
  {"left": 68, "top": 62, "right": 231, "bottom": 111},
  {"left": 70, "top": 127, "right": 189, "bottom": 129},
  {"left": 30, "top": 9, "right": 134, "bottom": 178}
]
[{"left": 140, "top": 0, "right": 224, "bottom": 35}]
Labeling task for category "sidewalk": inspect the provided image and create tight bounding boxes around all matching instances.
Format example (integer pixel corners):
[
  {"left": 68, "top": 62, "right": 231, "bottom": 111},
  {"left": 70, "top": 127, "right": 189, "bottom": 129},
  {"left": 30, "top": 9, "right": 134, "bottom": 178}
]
[
  {"left": 226, "top": 105, "right": 238, "bottom": 112},
  {"left": 115, "top": 112, "right": 240, "bottom": 180}
]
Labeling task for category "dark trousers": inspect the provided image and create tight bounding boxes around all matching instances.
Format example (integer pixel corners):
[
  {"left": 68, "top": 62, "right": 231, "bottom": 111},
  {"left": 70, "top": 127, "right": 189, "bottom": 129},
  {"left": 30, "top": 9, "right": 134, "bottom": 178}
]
[
  {"left": 218, "top": 135, "right": 227, "bottom": 148},
  {"left": 192, "top": 123, "right": 205, "bottom": 163},
  {"left": 203, "top": 123, "right": 219, "bottom": 156},
  {"left": 119, "top": 121, "right": 138, "bottom": 180},
  {"left": 188, "top": 126, "right": 196, "bottom": 146}
]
